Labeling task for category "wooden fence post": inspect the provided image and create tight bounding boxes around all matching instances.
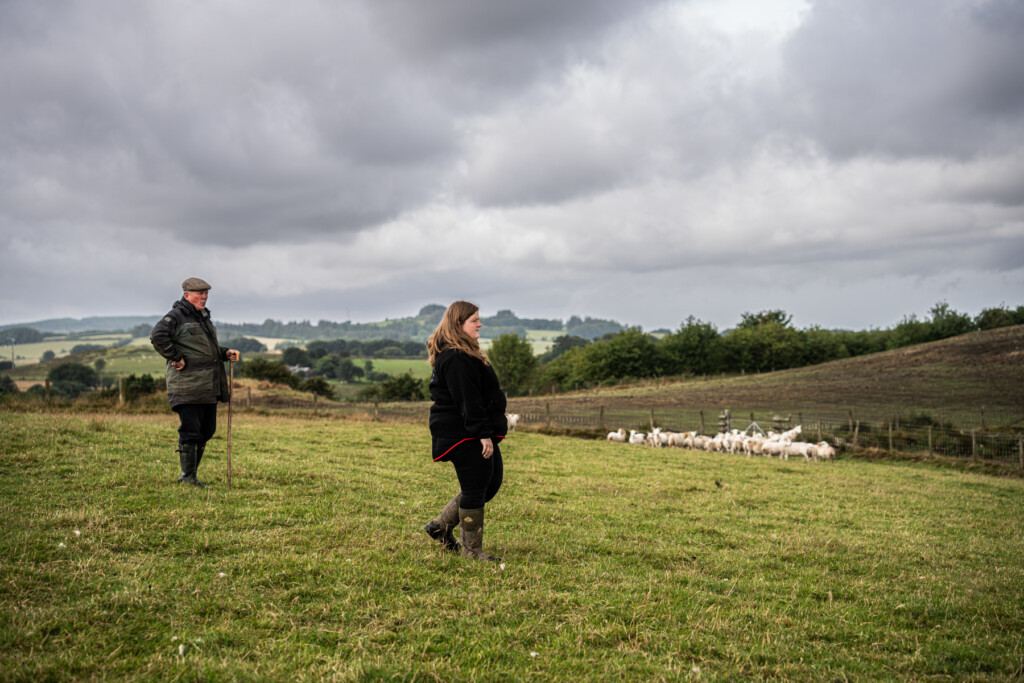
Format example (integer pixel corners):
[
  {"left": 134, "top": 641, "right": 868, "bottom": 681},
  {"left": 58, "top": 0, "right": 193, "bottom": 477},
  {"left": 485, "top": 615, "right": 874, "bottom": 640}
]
[
  {"left": 971, "top": 430, "right": 976, "bottom": 459},
  {"left": 118, "top": 377, "right": 125, "bottom": 406},
  {"left": 45, "top": 379, "right": 51, "bottom": 404},
  {"left": 848, "top": 410, "right": 853, "bottom": 432},
  {"left": 599, "top": 406, "right": 605, "bottom": 431},
  {"left": 928, "top": 426, "right": 933, "bottom": 456},
  {"left": 699, "top": 410, "right": 705, "bottom": 436},
  {"left": 888, "top": 421, "right": 893, "bottom": 452},
  {"left": 650, "top": 408, "right": 655, "bottom": 431},
  {"left": 817, "top": 419, "right": 822, "bottom": 442},
  {"left": 981, "top": 407, "right": 985, "bottom": 429},
  {"left": 247, "top": 386, "right": 252, "bottom": 409},
  {"left": 545, "top": 402, "right": 551, "bottom": 428},
  {"left": 853, "top": 420, "right": 860, "bottom": 448}
]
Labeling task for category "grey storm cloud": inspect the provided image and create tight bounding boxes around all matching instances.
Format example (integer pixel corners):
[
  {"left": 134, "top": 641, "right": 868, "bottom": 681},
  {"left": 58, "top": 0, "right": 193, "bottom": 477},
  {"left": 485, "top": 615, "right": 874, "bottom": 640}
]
[
  {"left": 783, "top": 0, "right": 1024, "bottom": 160},
  {"left": 0, "top": 0, "right": 1021, "bottom": 331}
]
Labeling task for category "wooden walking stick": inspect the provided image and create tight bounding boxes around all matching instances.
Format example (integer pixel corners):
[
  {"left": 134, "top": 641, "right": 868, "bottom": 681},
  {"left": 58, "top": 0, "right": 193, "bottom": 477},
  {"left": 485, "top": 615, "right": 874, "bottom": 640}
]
[{"left": 227, "top": 360, "right": 233, "bottom": 490}]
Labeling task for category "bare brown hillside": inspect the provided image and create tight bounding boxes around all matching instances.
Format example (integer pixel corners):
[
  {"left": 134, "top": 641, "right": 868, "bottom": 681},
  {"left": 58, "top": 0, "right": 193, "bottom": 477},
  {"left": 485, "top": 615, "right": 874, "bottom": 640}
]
[{"left": 508, "top": 325, "right": 1024, "bottom": 426}]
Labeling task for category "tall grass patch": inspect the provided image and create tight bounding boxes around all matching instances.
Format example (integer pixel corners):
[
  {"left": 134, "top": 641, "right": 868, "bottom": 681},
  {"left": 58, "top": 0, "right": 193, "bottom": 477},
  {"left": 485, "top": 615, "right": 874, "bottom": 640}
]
[{"left": 1, "top": 412, "right": 1022, "bottom": 680}]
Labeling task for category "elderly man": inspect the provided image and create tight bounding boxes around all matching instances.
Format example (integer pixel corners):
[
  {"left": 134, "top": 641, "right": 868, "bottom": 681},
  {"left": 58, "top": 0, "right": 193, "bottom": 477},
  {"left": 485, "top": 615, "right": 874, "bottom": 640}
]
[{"left": 150, "top": 277, "right": 240, "bottom": 487}]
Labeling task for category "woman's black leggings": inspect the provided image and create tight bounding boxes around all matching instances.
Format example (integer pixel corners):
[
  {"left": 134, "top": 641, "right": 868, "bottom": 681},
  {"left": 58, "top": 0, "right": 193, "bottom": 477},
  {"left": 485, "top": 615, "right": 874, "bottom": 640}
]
[{"left": 448, "top": 440, "right": 503, "bottom": 510}]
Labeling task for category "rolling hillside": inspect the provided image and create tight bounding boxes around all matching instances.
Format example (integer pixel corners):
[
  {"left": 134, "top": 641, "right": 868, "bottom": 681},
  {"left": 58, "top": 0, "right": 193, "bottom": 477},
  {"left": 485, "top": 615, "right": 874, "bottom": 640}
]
[{"left": 508, "top": 325, "right": 1024, "bottom": 427}]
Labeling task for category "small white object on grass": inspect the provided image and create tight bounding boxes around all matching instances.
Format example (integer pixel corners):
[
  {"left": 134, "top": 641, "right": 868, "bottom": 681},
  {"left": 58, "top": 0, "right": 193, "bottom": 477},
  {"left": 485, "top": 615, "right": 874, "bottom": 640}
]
[
  {"left": 74, "top": 530, "right": 81, "bottom": 536},
  {"left": 178, "top": 644, "right": 186, "bottom": 657},
  {"left": 530, "top": 652, "right": 538, "bottom": 658}
]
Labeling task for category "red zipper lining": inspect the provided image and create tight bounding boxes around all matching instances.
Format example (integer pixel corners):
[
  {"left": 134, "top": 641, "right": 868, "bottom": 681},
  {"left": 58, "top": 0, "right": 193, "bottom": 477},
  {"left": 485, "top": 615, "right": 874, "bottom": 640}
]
[{"left": 433, "top": 435, "right": 505, "bottom": 461}]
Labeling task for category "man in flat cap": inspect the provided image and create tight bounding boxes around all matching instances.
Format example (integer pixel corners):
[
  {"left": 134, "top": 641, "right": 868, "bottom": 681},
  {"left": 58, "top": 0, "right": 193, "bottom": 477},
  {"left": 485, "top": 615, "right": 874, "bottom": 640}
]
[{"left": 150, "top": 278, "right": 240, "bottom": 487}]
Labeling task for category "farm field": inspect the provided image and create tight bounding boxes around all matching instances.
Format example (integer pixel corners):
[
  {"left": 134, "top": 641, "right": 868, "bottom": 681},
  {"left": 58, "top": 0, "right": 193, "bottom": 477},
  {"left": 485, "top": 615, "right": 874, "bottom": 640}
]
[
  {"left": 2, "top": 411, "right": 1022, "bottom": 680},
  {"left": 4, "top": 334, "right": 132, "bottom": 368}
]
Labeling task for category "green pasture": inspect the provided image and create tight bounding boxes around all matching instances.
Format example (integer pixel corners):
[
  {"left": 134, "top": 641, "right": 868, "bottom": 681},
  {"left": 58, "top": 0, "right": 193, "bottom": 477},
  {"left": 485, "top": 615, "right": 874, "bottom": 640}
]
[
  {"left": 3, "top": 334, "right": 132, "bottom": 369},
  {"left": 2, "top": 411, "right": 1022, "bottom": 680},
  {"left": 480, "top": 329, "right": 555, "bottom": 355}
]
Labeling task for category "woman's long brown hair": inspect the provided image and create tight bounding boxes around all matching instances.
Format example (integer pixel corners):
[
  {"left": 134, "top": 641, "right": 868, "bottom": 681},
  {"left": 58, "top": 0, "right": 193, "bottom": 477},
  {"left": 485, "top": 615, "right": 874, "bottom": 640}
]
[{"left": 426, "top": 300, "right": 489, "bottom": 366}]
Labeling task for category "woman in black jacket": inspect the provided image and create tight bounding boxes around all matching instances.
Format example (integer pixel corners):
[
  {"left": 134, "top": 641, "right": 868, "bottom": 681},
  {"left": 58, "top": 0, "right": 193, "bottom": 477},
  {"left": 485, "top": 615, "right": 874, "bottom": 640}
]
[{"left": 423, "top": 301, "right": 507, "bottom": 561}]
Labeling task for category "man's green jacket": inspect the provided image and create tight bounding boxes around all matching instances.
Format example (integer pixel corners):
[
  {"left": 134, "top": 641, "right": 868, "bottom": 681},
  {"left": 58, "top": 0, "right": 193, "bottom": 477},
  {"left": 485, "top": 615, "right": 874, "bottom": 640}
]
[{"left": 150, "top": 298, "right": 231, "bottom": 409}]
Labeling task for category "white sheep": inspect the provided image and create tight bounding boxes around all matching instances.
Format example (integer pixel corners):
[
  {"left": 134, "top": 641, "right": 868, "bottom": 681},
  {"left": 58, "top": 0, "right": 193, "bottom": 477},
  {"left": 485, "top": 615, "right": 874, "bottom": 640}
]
[
  {"left": 607, "top": 428, "right": 626, "bottom": 443},
  {"left": 745, "top": 436, "right": 765, "bottom": 457},
  {"left": 779, "top": 425, "right": 802, "bottom": 442},
  {"left": 629, "top": 430, "right": 647, "bottom": 445},
  {"left": 784, "top": 441, "right": 813, "bottom": 461},
  {"left": 816, "top": 441, "right": 836, "bottom": 461},
  {"left": 506, "top": 413, "right": 520, "bottom": 431}
]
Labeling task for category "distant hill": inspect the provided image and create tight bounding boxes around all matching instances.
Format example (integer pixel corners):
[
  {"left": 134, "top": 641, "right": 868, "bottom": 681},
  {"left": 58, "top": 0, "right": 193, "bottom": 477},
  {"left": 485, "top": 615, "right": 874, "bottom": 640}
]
[
  {"left": 0, "top": 306, "right": 624, "bottom": 341},
  {"left": 0, "top": 316, "right": 161, "bottom": 334}
]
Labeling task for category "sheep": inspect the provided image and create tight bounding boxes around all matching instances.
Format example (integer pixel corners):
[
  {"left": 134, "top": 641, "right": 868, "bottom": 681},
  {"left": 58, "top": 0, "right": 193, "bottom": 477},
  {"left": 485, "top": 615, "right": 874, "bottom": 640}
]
[
  {"left": 646, "top": 427, "right": 664, "bottom": 448},
  {"left": 816, "top": 441, "right": 836, "bottom": 461},
  {"left": 784, "top": 441, "right": 813, "bottom": 461},
  {"left": 667, "top": 431, "right": 692, "bottom": 448},
  {"left": 506, "top": 413, "right": 520, "bottom": 431},
  {"left": 607, "top": 428, "right": 626, "bottom": 443},
  {"left": 629, "top": 430, "right": 647, "bottom": 445},
  {"left": 779, "top": 425, "right": 802, "bottom": 442}
]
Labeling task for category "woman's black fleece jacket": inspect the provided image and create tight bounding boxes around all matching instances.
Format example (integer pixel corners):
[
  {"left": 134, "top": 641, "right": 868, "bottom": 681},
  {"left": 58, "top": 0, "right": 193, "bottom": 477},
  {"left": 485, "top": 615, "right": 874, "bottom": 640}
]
[{"left": 429, "top": 347, "right": 507, "bottom": 459}]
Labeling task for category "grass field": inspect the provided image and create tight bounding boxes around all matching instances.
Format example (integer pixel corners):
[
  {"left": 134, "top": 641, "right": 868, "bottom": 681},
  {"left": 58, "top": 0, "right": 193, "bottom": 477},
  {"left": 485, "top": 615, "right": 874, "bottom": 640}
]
[
  {"left": 4, "top": 334, "right": 132, "bottom": 369},
  {"left": 2, "top": 411, "right": 1022, "bottom": 680}
]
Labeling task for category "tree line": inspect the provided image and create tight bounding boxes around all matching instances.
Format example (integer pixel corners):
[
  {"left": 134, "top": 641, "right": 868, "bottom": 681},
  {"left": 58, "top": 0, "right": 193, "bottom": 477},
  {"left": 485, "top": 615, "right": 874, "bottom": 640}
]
[{"left": 486, "top": 302, "right": 1024, "bottom": 396}]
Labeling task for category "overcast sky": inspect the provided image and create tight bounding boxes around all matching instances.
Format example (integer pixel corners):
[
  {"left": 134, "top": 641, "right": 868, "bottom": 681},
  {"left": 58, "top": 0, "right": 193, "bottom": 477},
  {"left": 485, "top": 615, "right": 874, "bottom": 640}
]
[{"left": 2, "top": 0, "right": 1022, "bottom": 332}]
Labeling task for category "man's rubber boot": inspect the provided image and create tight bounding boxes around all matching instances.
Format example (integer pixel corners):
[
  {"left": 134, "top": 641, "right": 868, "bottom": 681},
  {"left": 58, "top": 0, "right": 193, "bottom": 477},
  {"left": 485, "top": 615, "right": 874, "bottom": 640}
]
[
  {"left": 179, "top": 443, "right": 206, "bottom": 488},
  {"left": 459, "top": 507, "right": 500, "bottom": 562},
  {"left": 176, "top": 445, "right": 188, "bottom": 483},
  {"left": 424, "top": 494, "right": 461, "bottom": 553}
]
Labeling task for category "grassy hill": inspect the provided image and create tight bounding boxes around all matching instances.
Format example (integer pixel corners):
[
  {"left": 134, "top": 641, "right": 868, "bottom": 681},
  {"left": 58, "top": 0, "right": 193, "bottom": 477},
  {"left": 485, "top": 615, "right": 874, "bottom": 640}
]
[{"left": 509, "top": 325, "right": 1024, "bottom": 428}]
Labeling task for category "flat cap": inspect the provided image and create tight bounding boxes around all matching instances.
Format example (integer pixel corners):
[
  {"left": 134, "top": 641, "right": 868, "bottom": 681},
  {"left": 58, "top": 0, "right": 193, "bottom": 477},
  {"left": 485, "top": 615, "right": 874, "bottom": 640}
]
[{"left": 182, "top": 277, "right": 212, "bottom": 292}]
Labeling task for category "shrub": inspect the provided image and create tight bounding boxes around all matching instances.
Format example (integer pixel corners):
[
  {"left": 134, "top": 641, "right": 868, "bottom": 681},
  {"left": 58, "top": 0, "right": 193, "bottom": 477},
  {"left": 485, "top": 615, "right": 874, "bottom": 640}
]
[
  {"left": 300, "top": 377, "right": 336, "bottom": 399},
  {"left": 232, "top": 337, "right": 267, "bottom": 353},
  {"left": 379, "top": 372, "right": 427, "bottom": 401},
  {"left": 0, "top": 376, "right": 18, "bottom": 395},
  {"left": 123, "top": 374, "right": 158, "bottom": 401},
  {"left": 238, "top": 358, "right": 300, "bottom": 389},
  {"left": 48, "top": 362, "right": 99, "bottom": 388},
  {"left": 70, "top": 344, "right": 105, "bottom": 355}
]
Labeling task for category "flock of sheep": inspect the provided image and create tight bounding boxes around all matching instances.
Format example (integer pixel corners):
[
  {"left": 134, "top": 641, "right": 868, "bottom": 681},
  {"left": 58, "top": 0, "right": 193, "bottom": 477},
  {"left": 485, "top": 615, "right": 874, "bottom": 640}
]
[
  {"left": 606, "top": 424, "right": 837, "bottom": 462},
  {"left": 503, "top": 413, "right": 835, "bottom": 462}
]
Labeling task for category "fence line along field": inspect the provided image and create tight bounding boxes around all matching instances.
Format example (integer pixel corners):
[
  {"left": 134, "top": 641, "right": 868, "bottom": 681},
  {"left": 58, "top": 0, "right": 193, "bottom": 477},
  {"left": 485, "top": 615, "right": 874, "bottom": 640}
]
[{"left": 2, "top": 410, "right": 1022, "bottom": 680}]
